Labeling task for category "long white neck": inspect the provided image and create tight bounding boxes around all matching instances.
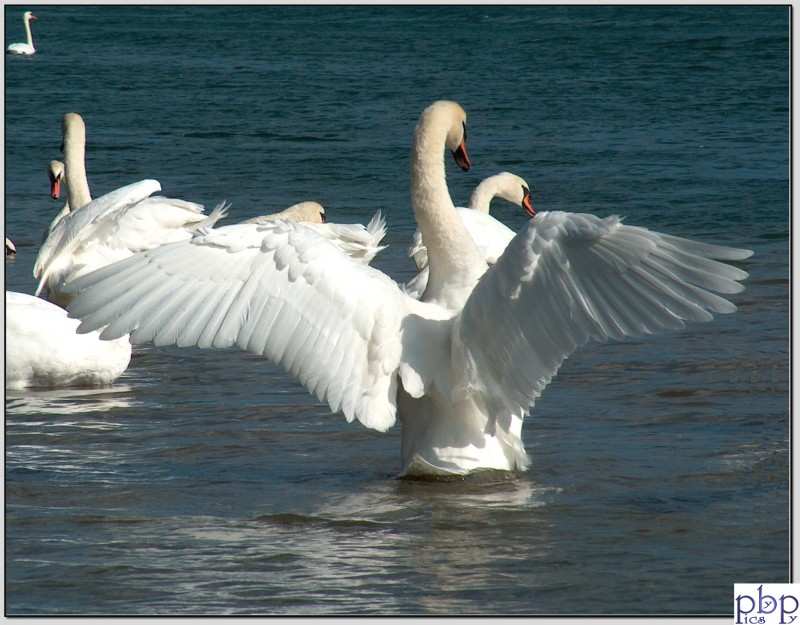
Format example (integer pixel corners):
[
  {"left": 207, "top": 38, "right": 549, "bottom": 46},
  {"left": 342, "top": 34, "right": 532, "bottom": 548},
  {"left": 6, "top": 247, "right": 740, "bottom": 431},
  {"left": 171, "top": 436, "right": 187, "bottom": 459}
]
[
  {"left": 24, "top": 17, "right": 34, "bottom": 48},
  {"left": 410, "top": 114, "right": 486, "bottom": 307},
  {"left": 468, "top": 176, "right": 506, "bottom": 213},
  {"left": 63, "top": 122, "right": 92, "bottom": 210}
]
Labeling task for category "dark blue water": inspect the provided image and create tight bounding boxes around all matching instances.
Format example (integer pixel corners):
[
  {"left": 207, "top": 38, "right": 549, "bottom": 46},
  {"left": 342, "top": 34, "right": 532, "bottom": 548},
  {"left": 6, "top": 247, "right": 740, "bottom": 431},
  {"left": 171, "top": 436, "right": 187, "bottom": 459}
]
[{"left": 4, "top": 6, "right": 789, "bottom": 615}]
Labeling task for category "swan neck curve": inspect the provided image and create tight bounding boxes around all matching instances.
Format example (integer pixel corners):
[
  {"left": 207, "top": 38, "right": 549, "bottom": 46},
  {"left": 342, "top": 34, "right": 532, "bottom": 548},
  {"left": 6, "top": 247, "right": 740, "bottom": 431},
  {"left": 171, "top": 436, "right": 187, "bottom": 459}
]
[
  {"left": 63, "top": 117, "right": 92, "bottom": 210},
  {"left": 410, "top": 110, "right": 486, "bottom": 304},
  {"left": 468, "top": 177, "right": 504, "bottom": 213},
  {"left": 24, "top": 15, "right": 34, "bottom": 47}
]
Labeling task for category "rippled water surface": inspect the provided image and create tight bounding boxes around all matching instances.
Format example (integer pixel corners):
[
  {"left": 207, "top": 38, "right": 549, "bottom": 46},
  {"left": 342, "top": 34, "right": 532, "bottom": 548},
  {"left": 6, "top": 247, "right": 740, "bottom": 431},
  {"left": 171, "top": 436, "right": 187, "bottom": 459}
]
[{"left": 4, "top": 5, "right": 790, "bottom": 615}]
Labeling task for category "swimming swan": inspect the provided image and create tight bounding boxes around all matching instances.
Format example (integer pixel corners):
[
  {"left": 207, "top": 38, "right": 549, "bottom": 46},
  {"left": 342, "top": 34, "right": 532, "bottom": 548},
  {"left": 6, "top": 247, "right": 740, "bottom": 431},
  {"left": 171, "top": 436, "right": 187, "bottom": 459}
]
[
  {"left": 405, "top": 171, "right": 534, "bottom": 299},
  {"left": 7, "top": 11, "right": 37, "bottom": 56},
  {"left": 66, "top": 100, "right": 752, "bottom": 477},
  {"left": 34, "top": 113, "right": 228, "bottom": 307},
  {"left": 6, "top": 291, "right": 131, "bottom": 389}
]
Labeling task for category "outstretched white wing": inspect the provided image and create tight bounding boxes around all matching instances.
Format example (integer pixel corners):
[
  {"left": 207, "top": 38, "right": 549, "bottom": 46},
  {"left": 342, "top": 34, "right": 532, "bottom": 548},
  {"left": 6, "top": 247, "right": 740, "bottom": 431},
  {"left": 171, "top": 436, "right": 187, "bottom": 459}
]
[
  {"left": 34, "top": 180, "right": 160, "bottom": 283},
  {"left": 453, "top": 211, "right": 752, "bottom": 428},
  {"left": 66, "top": 220, "right": 416, "bottom": 431},
  {"left": 34, "top": 180, "right": 227, "bottom": 299}
]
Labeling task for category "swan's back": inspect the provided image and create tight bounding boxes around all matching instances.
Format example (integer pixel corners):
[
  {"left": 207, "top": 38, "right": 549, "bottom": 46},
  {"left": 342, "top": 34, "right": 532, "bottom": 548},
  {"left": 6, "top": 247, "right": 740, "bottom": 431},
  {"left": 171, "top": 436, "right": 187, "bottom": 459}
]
[
  {"left": 6, "top": 292, "right": 131, "bottom": 389},
  {"left": 6, "top": 43, "right": 35, "bottom": 55}
]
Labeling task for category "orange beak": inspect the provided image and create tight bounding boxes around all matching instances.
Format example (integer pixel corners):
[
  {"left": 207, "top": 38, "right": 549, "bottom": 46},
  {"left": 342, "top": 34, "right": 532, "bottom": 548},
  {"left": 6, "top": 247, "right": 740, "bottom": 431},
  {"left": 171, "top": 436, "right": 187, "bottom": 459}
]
[
  {"left": 50, "top": 175, "right": 61, "bottom": 199},
  {"left": 29, "top": 14, "right": 37, "bottom": 21},
  {"left": 522, "top": 189, "right": 535, "bottom": 218},
  {"left": 451, "top": 140, "right": 471, "bottom": 172}
]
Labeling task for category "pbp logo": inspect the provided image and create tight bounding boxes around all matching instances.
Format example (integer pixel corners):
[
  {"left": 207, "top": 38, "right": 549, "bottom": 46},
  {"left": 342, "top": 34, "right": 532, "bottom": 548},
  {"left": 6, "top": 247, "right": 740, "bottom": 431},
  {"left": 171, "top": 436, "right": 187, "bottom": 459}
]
[{"left": 735, "top": 584, "right": 800, "bottom": 624}]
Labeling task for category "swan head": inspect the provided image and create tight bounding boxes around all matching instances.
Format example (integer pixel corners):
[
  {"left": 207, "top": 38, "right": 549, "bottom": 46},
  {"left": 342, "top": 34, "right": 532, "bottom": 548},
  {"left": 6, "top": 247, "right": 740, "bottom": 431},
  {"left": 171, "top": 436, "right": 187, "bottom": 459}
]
[
  {"left": 470, "top": 172, "right": 536, "bottom": 217},
  {"left": 280, "top": 201, "right": 327, "bottom": 224},
  {"left": 48, "top": 160, "right": 65, "bottom": 200},
  {"left": 495, "top": 172, "right": 536, "bottom": 217},
  {"left": 419, "top": 100, "right": 471, "bottom": 171},
  {"left": 23, "top": 11, "right": 37, "bottom": 23}
]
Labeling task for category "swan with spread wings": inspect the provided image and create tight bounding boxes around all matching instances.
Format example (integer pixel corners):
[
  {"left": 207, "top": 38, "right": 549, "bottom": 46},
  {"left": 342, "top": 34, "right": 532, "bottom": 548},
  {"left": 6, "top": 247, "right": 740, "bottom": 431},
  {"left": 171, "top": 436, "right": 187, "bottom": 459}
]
[{"left": 66, "top": 101, "right": 752, "bottom": 477}]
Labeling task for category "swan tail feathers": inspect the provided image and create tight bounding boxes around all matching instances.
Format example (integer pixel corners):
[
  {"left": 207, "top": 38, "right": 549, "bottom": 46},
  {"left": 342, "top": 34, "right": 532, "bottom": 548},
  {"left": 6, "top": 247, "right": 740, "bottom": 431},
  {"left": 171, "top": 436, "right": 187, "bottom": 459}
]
[
  {"left": 191, "top": 201, "right": 230, "bottom": 232},
  {"left": 366, "top": 210, "right": 388, "bottom": 245}
]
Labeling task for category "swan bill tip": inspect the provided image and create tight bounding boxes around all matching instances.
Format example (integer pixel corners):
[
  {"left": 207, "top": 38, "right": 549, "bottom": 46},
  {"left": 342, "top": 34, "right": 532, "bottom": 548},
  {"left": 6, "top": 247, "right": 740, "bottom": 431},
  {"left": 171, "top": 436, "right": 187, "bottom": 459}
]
[{"left": 451, "top": 141, "right": 471, "bottom": 171}]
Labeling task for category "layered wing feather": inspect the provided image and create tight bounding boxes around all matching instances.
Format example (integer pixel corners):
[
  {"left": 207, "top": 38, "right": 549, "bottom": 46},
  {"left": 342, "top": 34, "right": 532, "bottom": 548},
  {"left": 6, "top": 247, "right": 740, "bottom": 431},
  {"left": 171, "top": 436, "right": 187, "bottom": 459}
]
[
  {"left": 453, "top": 211, "right": 752, "bottom": 428},
  {"left": 34, "top": 180, "right": 227, "bottom": 299},
  {"left": 34, "top": 180, "right": 160, "bottom": 284},
  {"left": 66, "top": 220, "right": 414, "bottom": 431}
]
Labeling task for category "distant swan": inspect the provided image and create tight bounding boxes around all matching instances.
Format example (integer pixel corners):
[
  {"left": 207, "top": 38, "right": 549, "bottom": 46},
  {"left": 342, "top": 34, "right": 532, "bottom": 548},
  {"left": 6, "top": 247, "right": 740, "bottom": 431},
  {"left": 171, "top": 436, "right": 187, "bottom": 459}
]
[
  {"left": 67, "top": 101, "right": 752, "bottom": 477},
  {"left": 6, "top": 11, "right": 37, "bottom": 56},
  {"left": 6, "top": 291, "right": 131, "bottom": 389},
  {"left": 34, "top": 113, "right": 228, "bottom": 307},
  {"left": 243, "top": 202, "right": 387, "bottom": 265},
  {"left": 6, "top": 237, "right": 17, "bottom": 256},
  {"left": 405, "top": 171, "right": 534, "bottom": 298}
]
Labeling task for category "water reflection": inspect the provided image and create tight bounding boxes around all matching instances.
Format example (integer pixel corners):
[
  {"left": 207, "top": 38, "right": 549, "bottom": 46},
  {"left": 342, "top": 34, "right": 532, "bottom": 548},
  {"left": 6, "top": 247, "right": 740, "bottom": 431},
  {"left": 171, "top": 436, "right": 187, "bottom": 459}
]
[
  {"left": 395, "top": 476, "right": 556, "bottom": 613},
  {"left": 143, "top": 476, "right": 560, "bottom": 613},
  {"left": 6, "top": 384, "right": 138, "bottom": 416}
]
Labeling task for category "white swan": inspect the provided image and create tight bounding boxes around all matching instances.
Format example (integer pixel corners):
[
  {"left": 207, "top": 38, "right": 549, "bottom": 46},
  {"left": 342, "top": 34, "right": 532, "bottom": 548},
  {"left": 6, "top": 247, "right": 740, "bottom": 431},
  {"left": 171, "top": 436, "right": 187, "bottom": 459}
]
[
  {"left": 65, "top": 100, "right": 752, "bottom": 477},
  {"left": 405, "top": 171, "right": 534, "bottom": 299},
  {"left": 34, "top": 113, "right": 228, "bottom": 307},
  {"left": 6, "top": 237, "right": 16, "bottom": 256},
  {"left": 6, "top": 11, "right": 37, "bottom": 56},
  {"left": 6, "top": 291, "right": 131, "bottom": 389},
  {"left": 242, "top": 201, "right": 387, "bottom": 265}
]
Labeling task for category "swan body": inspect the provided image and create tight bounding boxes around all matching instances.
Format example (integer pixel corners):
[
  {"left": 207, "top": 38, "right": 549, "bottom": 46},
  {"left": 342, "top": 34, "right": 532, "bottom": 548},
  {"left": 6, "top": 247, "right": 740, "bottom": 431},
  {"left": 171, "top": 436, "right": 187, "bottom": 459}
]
[
  {"left": 66, "top": 101, "right": 752, "bottom": 477},
  {"left": 6, "top": 291, "right": 130, "bottom": 389},
  {"left": 6, "top": 237, "right": 16, "bottom": 256},
  {"left": 405, "top": 172, "right": 532, "bottom": 299},
  {"left": 34, "top": 179, "right": 228, "bottom": 307},
  {"left": 6, "top": 11, "right": 37, "bottom": 56},
  {"left": 34, "top": 114, "right": 228, "bottom": 307},
  {"left": 242, "top": 202, "right": 388, "bottom": 264}
]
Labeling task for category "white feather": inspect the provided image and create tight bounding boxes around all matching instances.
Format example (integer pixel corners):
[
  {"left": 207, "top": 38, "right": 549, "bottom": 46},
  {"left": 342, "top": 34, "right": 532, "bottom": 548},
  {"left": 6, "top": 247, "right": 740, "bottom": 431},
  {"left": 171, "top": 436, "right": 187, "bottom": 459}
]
[{"left": 34, "top": 180, "right": 227, "bottom": 307}]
